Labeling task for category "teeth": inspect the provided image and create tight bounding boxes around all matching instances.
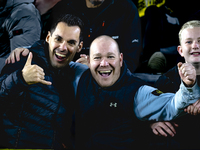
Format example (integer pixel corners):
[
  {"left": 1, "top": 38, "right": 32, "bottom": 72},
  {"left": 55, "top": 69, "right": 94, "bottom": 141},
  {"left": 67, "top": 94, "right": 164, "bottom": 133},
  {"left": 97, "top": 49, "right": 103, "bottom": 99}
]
[
  {"left": 56, "top": 53, "right": 66, "bottom": 57},
  {"left": 193, "top": 53, "right": 200, "bottom": 55},
  {"left": 99, "top": 70, "right": 111, "bottom": 73}
]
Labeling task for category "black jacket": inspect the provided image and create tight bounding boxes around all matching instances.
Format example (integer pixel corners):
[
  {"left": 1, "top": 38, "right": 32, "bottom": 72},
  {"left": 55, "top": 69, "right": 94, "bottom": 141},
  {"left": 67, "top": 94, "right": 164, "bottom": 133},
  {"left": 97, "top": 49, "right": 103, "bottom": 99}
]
[
  {"left": 154, "top": 66, "right": 200, "bottom": 149},
  {"left": 43, "top": 0, "right": 142, "bottom": 73},
  {"left": 0, "top": 40, "right": 79, "bottom": 149},
  {"left": 75, "top": 62, "right": 148, "bottom": 149}
]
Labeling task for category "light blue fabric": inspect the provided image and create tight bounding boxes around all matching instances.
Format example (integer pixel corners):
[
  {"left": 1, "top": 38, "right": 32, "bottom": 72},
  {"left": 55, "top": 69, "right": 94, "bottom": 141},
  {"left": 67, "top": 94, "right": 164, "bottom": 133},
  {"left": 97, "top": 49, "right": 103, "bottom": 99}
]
[
  {"left": 69, "top": 61, "right": 88, "bottom": 96},
  {"left": 134, "top": 82, "right": 200, "bottom": 121}
]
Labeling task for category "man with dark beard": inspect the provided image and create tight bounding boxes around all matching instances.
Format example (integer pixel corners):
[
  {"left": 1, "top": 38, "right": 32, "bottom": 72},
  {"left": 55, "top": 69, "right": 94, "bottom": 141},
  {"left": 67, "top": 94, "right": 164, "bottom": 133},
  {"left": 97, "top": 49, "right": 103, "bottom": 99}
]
[{"left": 0, "top": 14, "right": 87, "bottom": 149}]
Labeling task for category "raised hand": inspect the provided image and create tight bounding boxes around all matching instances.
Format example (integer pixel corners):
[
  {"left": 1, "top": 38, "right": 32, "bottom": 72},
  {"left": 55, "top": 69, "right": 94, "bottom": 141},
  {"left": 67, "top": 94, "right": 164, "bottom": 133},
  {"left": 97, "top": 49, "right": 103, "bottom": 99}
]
[
  {"left": 178, "top": 62, "right": 196, "bottom": 87},
  {"left": 22, "top": 52, "right": 52, "bottom": 85}
]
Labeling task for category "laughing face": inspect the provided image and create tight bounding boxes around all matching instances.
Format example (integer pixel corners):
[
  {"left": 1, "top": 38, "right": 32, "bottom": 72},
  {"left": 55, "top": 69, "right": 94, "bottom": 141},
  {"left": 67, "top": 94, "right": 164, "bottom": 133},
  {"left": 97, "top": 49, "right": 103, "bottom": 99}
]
[
  {"left": 46, "top": 22, "right": 82, "bottom": 69},
  {"left": 178, "top": 27, "right": 200, "bottom": 64},
  {"left": 88, "top": 36, "right": 123, "bottom": 88}
]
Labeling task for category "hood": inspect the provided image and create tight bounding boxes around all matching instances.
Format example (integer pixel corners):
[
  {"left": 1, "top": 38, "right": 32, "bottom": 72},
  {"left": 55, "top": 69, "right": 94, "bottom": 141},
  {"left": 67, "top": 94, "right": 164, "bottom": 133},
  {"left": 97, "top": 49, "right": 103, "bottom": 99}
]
[{"left": 0, "top": 0, "right": 34, "bottom": 15}]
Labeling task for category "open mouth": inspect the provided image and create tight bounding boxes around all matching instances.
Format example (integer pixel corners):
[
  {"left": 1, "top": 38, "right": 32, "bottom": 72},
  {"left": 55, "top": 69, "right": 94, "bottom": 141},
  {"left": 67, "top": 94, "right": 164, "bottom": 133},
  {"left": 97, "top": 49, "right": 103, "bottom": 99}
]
[
  {"left": 98, "top": 70, "right": 112, "bottom": 77},
  {"left": 55, "top": 52, "right": 67, "bottom": 61}
]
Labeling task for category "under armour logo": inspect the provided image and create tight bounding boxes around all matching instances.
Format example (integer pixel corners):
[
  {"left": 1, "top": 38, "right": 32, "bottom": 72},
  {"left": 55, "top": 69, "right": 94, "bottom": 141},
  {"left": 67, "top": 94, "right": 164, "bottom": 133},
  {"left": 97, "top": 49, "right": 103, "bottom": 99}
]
[{"left": 110, "top": 102, "right": 117, "bottom": 107}]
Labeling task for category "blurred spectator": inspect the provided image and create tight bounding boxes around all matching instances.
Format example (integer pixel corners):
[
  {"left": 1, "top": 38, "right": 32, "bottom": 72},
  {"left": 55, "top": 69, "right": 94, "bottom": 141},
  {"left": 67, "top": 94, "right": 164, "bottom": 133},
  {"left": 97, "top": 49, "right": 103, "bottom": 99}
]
[
  {"left": 0, "top": 0, "right": 41, "bottom": 71},
  {"left": 42, "top": 0, "right": 142, "bottom": 73},
  {"left": 34, "top": 0, "right": 61, "bottom": 15},
  {"left": 136, "top": 1, "right": 181, "bottom": 74},
  {"left": 33, "top": 0, "right": 62, "bottom": 39}
]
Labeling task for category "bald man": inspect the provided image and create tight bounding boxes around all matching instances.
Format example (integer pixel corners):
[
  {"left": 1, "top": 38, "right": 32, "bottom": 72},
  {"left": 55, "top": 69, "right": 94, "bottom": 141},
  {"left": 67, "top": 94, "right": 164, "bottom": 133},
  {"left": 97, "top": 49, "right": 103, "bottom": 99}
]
[{"left": 74, "top": 35, "right": 200, "bottom": 150}]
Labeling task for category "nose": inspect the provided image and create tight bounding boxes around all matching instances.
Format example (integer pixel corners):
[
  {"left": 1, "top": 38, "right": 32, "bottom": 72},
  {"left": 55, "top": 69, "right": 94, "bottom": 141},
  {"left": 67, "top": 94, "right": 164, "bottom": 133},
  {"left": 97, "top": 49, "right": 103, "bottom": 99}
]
[
  {"left": 100, "top": 58, "right": 109, "bottom": 67},
  {"left": 60, "top": 41, "right": 67, "bottom": 50},
  {"left": 192, "top": 41, "right": 200, "bottom": 49}
]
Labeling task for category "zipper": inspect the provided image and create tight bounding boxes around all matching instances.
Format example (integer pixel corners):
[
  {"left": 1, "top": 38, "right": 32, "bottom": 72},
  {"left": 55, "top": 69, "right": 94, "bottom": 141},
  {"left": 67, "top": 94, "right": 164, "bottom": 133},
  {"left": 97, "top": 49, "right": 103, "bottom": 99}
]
[{"left": 15, "top": 128, "right": 21, "bottom": 148}]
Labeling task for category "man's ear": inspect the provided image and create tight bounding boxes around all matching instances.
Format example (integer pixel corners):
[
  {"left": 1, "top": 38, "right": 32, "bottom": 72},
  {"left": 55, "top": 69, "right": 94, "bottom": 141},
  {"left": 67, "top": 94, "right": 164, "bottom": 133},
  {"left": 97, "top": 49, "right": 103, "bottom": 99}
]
[
  {"left": 46, "top": 31, "right": 51, "bottom": 43},
  {"left": 120, "top": 53, "right": 123, "bottom": 67},
  {"left": 77, "top": 41, "right": 83, "bottom": 53},
  {"left": 177, "top": 45, "right": 184, "bottom": 57},
  {"left": 87, "top": 55, "right": 90, "bottom": 67}
]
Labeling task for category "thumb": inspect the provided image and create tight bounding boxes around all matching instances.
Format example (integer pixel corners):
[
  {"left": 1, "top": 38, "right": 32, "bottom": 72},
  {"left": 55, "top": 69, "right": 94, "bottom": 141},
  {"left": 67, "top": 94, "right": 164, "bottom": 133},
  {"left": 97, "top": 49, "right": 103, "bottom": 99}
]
[
  {"left": 177, "top": 62, "right": 183, "bottom": 69},
  {"left": 25, "top": 52, "right": 33, "bottom": 66}
]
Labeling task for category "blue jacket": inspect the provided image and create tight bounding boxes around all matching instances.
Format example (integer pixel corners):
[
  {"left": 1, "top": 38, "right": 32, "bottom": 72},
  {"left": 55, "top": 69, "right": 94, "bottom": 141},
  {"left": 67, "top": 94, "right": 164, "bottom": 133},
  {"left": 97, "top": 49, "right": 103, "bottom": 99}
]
[
  {"left": 75, "top": 63, "right": 147, "bottom": 149},
  {"left": 0, "top": 40, "right": 87, "bottom": 149},
  {"left": 44, "top": 0, "right": 142, "bottom": 73}
]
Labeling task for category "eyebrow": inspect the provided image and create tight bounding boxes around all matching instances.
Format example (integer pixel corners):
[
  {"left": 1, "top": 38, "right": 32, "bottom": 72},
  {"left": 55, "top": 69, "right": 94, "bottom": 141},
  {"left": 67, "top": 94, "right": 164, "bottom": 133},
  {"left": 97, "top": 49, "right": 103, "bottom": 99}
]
[
  {"left": 55, "top": 34, "right": 63, "bottom": 39},
  {"left": 55, "top": 34, "right": 77, "bottom": 43}
]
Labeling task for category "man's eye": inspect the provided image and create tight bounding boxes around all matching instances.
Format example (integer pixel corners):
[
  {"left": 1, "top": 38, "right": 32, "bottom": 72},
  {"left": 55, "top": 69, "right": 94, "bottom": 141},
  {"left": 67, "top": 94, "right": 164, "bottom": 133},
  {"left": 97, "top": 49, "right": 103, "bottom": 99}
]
[
  {"left": 55, "top": 37, "right": 62, "bottom": 42},
  {"left": 94, "top": 57, "right": 101, "bottom": 60},
  {"left": 108, "top": 56, "right": 114, "bottom": 59},
  {"left": 68, "top": 41, "right": 76, "bottom": 45}
]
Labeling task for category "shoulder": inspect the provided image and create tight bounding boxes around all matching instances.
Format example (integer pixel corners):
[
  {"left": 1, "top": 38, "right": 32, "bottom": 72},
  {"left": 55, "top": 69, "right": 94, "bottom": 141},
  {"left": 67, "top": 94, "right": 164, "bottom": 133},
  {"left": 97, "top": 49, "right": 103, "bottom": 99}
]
[
  {"left": 69, "top": 62, "right": 88, "bottom": 74},
  {"left": 155, "top": 66, "right": 180, "bottom": 93}
]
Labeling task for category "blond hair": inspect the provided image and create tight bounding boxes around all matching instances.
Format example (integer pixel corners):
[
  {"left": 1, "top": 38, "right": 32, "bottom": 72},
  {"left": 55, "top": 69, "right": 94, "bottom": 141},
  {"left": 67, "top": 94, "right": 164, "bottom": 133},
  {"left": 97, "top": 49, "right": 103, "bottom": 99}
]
[{"left": 179, "top": 20, "right": 200, "bottom": 44}]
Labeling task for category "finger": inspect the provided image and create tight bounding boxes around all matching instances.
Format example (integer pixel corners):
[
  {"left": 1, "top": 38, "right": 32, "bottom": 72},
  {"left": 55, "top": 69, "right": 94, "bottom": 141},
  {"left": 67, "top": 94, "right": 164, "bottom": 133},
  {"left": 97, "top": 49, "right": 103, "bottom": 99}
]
[
  {"left": 11, "top": 51, "right": 17, "bottom": 63},
  {"left": 15, "top": 48, "right": 23, "bottom": 62},
  {"left": 76, "top": 58, "right": 82, "bottom": 63},
  {"left": 39, "top": 79, "right": 52, "bottom": 85},
  {"left": 5, "top": 58, "right": 10, "bottom": 64},
  {"left": 193, "top": 106, "right": 198, "bottom": 115},
  {"left": 190, "top": 106, "right": 195, "bottom": 115},
  {"left": 193, "top": 100, "right": 200, "bottom": 106},
  {"left": 156, "top": 128, "right": 167, "bottom": 137},
  {"left": 35, "top": 65, "right": 45, "bottom": 74},
  {"left": 165, "top": 122, "right": 176, "bottom": 135},
  {"left": 22, "top": 49, "right": 29, "bottom": 57},
  {"left": 172, "top": 122, "right": 179, "bottom": 127},
  {"left": 184, "top": 108, "right": 187, "bottom": 112},
  {"left": 80, "top": 54, "right": 87, "bottom": 58},
  {"left": 152, "top": 128, "right": 159, "bottom": 136},
  {"left": 186, "top": 105, "right": 192, "bottom": 114},
  {"left": 25, "top": 52, "right": 33, "bottom": 66},
  {"left": 177, "top": 62, "right": 183, "bottom": 69}
]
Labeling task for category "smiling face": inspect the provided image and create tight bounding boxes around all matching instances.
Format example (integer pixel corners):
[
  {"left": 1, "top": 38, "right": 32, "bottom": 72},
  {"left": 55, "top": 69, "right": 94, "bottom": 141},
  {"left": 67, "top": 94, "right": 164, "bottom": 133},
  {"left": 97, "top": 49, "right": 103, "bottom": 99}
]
[
  {"left": 88, "top": 36, "right": 123, "bottom": 88},
  {"left": 178, "top": 27, "right": 200, "bottom": 64},
  {"left": 46, "top": 22, "right": 83, "bottom": 69}
]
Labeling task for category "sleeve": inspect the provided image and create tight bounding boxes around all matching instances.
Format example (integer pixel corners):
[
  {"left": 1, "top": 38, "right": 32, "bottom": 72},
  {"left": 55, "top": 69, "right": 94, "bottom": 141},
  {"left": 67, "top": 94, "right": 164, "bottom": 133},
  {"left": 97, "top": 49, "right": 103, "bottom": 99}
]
[
  {"left": 7, "top": 3, "right": 41, "bottom": 51},
  {"left": 68, "top": 61, "right": 88, "bottom": 96},
  {"left": 134, "top": 82, "right": 200, "bottom": 121},
  {"left": 0, "top": 60, "right": 28, "bottom": 99}
]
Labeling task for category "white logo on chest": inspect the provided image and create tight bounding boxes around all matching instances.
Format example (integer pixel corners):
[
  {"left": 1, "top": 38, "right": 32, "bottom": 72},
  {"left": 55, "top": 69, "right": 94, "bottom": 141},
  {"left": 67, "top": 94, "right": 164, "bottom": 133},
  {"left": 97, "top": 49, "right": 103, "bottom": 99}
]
[{"left": 110, "top": 102, "right": 117, "bottom": 107}]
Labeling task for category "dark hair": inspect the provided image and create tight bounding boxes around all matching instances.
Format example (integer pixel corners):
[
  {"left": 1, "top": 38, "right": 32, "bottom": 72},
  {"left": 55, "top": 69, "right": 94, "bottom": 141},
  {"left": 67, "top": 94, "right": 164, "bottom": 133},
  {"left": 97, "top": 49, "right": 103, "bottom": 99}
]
[{"left": 50, "top": 14, "right": 84, "bottom": 43}]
